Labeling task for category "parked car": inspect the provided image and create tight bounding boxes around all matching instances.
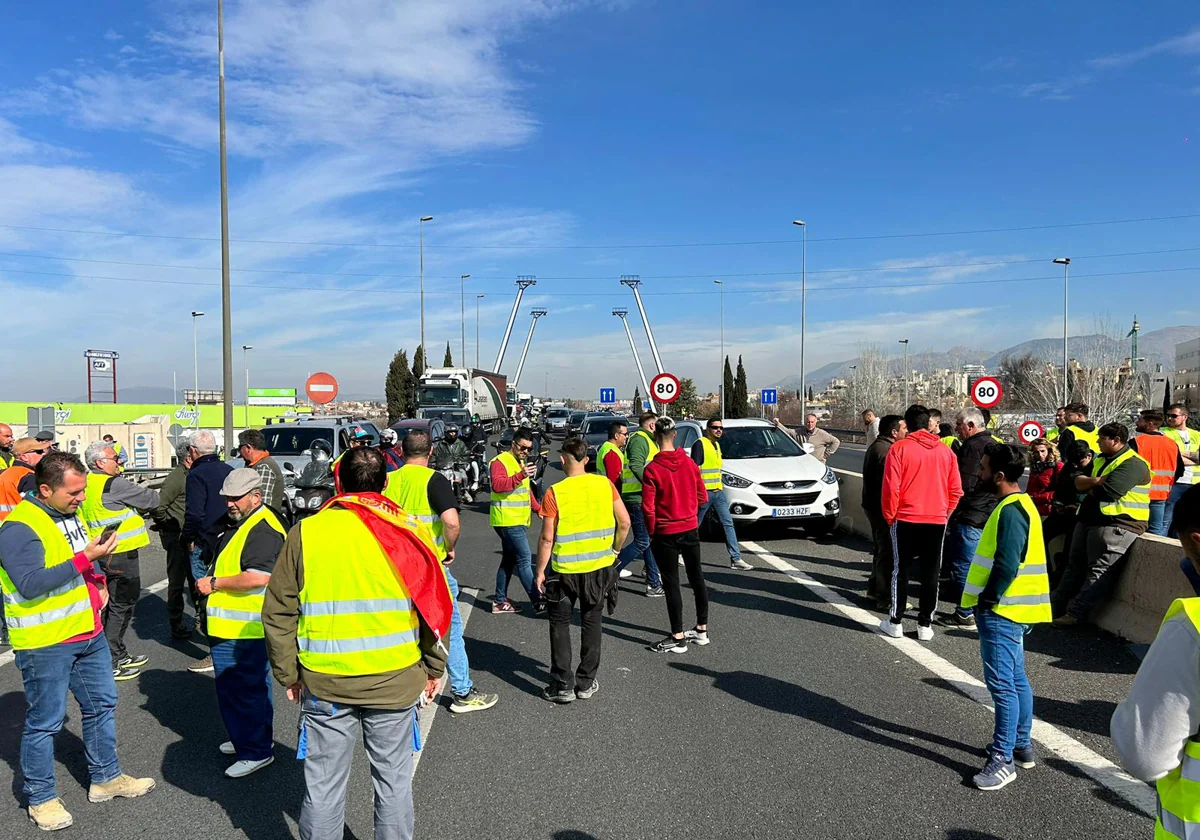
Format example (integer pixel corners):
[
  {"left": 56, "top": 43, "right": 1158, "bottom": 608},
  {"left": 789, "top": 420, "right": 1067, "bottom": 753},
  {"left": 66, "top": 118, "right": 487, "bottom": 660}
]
[
  {"left": 542, "top": 406, "right": 572, "bottom": 437},
  {"left": 716, "top": 418, "right": 840, "bottom": 536},
  {"left": 390, "top": 418, "right": 446, "bottom": 445},
  {"left": 581, "top": 415, "right": 629, "bottom": 471},
  {"left": 567, "top": 410, "right": 588, "bottom": 436}
]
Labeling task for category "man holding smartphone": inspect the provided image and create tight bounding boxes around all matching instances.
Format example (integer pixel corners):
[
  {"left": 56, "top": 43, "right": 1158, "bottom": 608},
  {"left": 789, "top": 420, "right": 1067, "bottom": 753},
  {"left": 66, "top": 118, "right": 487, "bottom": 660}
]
[{"left": 489, "top": 427, "right": 544, "bottom": 614}]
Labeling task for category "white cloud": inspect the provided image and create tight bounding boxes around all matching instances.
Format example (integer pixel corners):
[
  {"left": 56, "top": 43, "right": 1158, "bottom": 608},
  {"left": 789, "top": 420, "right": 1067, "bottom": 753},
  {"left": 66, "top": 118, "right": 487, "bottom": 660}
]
[
  {"left": 103, "top": 28, "right": 123, "bottom": 41},
  {"left": 1089, "top": 28, "right": 1200, "bottom": 70}
]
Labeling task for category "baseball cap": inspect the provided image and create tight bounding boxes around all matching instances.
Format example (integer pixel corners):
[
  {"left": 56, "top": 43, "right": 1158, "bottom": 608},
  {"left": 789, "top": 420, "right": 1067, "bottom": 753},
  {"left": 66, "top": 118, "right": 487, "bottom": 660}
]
[
  {"left": 34, "top": 431, "right": 56, "bottom": 443},
  {"left": 13, "top": 438, "right": 51, "bottom": 456},
  {"left": 220, "top": 468, "right": 262, "bottom": 498}
]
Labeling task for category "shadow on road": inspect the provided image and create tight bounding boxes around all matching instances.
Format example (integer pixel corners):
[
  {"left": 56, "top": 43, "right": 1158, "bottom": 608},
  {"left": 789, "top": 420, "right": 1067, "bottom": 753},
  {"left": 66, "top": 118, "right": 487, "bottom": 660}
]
[
  {"left": 464, "top": 638, "right": 550, "bottom": 697},
  {"left": 671, "top": 663, "right": 978, "bottom": 778},
  {"left": 552, "top": 832, "right": 598, "bottom": 840},
  {"left": 703, "top": 570, "right": 864, "bottom": 632},
  {"left": 945, "top": 831, "right": 1005, "bottom": 840},
  {"left": 1023, "top": 626, "right": 1138, "bottom": 676},
  {"left": 0, "top": 689, "right": 92, "bottom": 805}
]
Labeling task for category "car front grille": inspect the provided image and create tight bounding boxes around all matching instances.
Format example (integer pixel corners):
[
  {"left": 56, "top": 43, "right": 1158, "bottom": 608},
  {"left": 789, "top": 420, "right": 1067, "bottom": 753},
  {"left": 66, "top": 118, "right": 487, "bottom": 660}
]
[
  {"left": 758, "top": 491, "right": 821, "bottom": 507},
  {"left": 759, "top": 480, "right": 818, "bottom": 490}
]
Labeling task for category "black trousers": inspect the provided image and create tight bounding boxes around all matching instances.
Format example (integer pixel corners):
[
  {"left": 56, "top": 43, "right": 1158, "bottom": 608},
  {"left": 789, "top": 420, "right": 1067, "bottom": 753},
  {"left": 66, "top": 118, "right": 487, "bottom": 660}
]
[
  {"left": 160, "top": 527, "right": 191, "bottom": 631},
  {"left": 546, "top": 566, "right": 612, "bottom": 691},
  {"left": 865, "top": 507, "right": 892, "bottom": 605},
  {"left": 103, "top": 550, "right": 141, "bottom": 665},
  {"left": 888, "top": 521, "right": 945, "bottom": 626},
  {"left": 651, "top": 529, "right": 709, "bottom": 635}
]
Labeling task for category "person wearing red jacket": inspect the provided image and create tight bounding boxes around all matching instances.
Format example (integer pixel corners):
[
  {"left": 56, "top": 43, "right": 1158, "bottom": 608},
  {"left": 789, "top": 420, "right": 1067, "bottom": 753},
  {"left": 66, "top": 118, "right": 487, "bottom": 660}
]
[
  {"left": 879, "top": 404, "right": 964, "bottom": 642},
  {"left": 1026, "top": 438, "right": 1062, "bottom": 516},
  {"left": 642, "top": 417, "right": 711, "bottom": 654}
]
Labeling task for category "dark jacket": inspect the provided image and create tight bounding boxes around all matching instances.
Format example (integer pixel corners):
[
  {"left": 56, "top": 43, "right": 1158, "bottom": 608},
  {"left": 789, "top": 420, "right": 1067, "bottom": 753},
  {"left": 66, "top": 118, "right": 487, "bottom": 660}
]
[
  {"left": 182, "top": 454, "right": 233, "bottom": 548},
  {"left": 1057, "top": 421, "right": 1096, "bottom": 454},
  {"left": 154, "top": 464, "right": 188, "bottom": 530},
  {"left": 953, "top": 432, "right": 999, "bottom": 528},
  {"left": 861, "top": 436, "right": 894, "bottom": 514}
]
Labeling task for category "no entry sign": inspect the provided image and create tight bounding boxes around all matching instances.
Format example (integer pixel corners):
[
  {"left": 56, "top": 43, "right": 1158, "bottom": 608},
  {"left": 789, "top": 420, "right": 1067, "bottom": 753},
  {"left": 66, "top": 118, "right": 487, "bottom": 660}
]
[
  {"left": 650, "top": 372, "right": 681, "bottom": 405},
  {"left": 970, "top": 376, "right": 1003, "bottom": 409},
  {"left": 305, "top": 372, "right": 339, "bottom": 405}
]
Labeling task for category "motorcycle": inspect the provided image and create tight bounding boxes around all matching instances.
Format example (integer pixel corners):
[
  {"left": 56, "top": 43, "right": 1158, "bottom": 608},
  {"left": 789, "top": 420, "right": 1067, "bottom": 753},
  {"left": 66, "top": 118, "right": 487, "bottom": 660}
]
[
  {"left": 470, "top": 441, "right": 489, "bottom": 496},
  {"left": 439, "top": 462, "right": 470, "bottom": 507},
  {"left": 290, "top": 458, "right": 335, "bottom": 521}
]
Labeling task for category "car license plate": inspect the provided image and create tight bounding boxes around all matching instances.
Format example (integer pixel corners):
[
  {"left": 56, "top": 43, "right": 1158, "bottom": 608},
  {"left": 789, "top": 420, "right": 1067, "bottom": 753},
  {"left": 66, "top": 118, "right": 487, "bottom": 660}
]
[{"left": 771, "top": 506, "right": 811, "bottom": 517}]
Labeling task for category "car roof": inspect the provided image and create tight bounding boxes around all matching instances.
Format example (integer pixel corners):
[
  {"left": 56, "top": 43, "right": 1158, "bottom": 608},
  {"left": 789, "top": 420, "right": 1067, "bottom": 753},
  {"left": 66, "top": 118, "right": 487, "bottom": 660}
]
[{"left": 721, "top": 418, "right": 777, "bottom": 428}]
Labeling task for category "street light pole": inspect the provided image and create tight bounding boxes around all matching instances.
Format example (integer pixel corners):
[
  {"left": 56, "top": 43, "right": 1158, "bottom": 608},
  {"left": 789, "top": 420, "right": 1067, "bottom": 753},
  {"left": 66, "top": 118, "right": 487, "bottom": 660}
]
[
  {"left": 1054, "top": 257, "right": 1071, "bottom": 404},
  {"left": 849, "top": 364, "right": 858, "bottom": 416},
  {"left": 715, "top": 279, "right": 725, "bottom": 419},
  {"left": 460, "top": 274, "right": 470, "bottom": 368},
  {"left": 419, "top": 216, "right": 433, "bottom": 360},
  {"left": 191, "top": 311, "right": 205, "bottom": 400},
  {"left": 475, "top": 294, "right": 485, "bottom": 370},
  {"left": 899, "top": 339, "right": 910, "bottom": 407},
  {"left": 793, "top": 220, "right": 807, "bottom": 420},
  {"left": 217, "top": 0, "right": 234, "bottom": 453},
  {"left": 242, "top": 344, "right": 253, "bottom": 428}
]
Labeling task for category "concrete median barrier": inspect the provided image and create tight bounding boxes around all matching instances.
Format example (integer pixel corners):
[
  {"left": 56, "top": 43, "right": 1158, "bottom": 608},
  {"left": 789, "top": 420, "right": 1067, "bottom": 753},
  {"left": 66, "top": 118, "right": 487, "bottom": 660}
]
[{"left": 833, "top": 468, "right": 1191, "bottom": 644}]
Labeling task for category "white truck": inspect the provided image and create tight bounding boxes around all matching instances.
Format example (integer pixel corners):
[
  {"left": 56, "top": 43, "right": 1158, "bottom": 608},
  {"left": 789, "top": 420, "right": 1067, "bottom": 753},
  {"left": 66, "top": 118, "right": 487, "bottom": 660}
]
[{"left": 416, "top": 367, "right": 508, "bottom": 434}]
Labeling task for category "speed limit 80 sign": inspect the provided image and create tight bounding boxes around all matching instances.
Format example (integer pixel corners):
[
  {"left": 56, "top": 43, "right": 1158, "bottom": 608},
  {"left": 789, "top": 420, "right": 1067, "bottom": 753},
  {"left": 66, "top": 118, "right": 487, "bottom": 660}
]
[
  {"left": 970, "top": 376, "right": 1004, "bottom": 409},
  {"left": 650, "top": 372, "right": 681, "bottom": 404}
]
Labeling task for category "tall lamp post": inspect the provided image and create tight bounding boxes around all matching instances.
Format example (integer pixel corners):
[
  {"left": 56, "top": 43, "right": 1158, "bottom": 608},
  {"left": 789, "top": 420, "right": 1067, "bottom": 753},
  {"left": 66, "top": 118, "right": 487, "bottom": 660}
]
[
  {"left": 793, "top": 220, "right": 808, "bottom": 420},
  {"left": 191, "top": 311, "right": 205, "bottom": 400},
  {"left": 475, "top": 294, "right": 485, "bottom": 370},
  {"left": 1054, "top": 257, "right": 1071, "bottom": 404},
  {"left": 217, "top": 0, "right": 234, "bottom": 452},
  {"left": 459, "top": 274, "right": 470, "bottom": 367},
  {"left": 419, "top": 215, "right": 433, "bottom": 359},
  {"left": 849, "top": 364, "right": 858, "bottom": 416},
  {"left": 715, "top": 279, "right": 725, "bottom": 418},
  {"left": 899, "top": 339, "right": 910, "bottom": 408},
  {"left": 241, "top": 344, "right": 253, "bottom": 428}
]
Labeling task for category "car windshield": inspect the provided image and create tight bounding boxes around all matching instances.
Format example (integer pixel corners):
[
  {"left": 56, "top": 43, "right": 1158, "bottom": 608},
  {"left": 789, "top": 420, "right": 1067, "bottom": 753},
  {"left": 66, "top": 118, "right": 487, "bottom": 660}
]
[
  {"left": 421, "top": 408, "right": 470, "bottom": 424},
  {"left": 416, "top": 385, "right": 461, "bottom": 406},
  {"left": 260, "top": 427, "right": 336, "bottom": 456},
  {"left": 721, "top": 426, "right": 805, "bottom": 459},
  {"left": 583, "top": 417, "right": 626, "bottom": 436},
  {"left": 546, "top": 408, "right": 570, "bottom": 419},
  {"left": 569, "top": 412, "right": 586, "bottom": 425}
]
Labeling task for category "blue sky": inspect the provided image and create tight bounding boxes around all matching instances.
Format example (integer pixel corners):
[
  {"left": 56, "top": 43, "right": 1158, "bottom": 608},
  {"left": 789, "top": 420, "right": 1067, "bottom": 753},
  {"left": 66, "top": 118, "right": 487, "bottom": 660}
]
[{"left": 2, "top": 1, "right": 1199, "bottom": 401}]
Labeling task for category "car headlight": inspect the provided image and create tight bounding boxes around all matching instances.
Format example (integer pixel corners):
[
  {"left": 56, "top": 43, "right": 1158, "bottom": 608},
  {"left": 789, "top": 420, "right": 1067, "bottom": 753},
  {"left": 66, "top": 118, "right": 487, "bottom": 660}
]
[
  {"left": 821, "top": 467, "right": 837, "bottom": 485},
  {"left": 722, "top": 472, "right": 752, "bottom": 489}
]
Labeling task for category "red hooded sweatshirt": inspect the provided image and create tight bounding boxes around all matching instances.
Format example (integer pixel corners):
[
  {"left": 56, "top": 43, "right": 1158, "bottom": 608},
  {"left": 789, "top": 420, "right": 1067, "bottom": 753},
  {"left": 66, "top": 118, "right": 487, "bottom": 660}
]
[
  {"left": 642, "top": 448, "right": 708, "bottom": 536},
  {"left": 881, "top": 430, "right": 964, "bottom": 526}
]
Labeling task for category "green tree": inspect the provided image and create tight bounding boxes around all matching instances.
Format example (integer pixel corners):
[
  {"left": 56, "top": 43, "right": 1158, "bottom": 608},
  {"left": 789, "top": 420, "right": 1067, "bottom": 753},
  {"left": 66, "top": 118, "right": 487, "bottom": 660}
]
[
  {"left": 676, "top": 377, "right": 700, "bottom": 418},
  {"left": 723, "top": 356, "right": 735, "bottom": 418},
  {"left": 633, "top": 386, "right": 643, "bottom": 413},
  {"left": 385, "top": 349, "right": 411, "bottom": 423},
  {"left": 731, "top": 355, "right": 750, "bottom": 418},
  {"left": 443, "top": 342, "right": 453, "bottom": 367},
  {"left": 408, "top": 345, "right": 427, "bottom": 416}
]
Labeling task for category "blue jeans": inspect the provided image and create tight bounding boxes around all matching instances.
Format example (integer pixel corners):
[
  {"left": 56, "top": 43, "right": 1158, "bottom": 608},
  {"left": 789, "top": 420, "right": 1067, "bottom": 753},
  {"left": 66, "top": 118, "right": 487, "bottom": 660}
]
[
  {"left": 1166, "top": 482, "right": 1192, "bottom": 537},
  {"left": 444, "top": 567, "right": 472, "bottom": 696},
  {"left": 976, "top": 609, "right": 1033, "bottom": 762},
  {"left": 950, "top": 523, "right": 984, "bottom": 618},
  {"left": 14, "top": 633, "right": 121, "bottom": 805},
  {"left": 617, "top": 501, "right": 661, "bottom": 587},
  {"left": 1148, "top": 499, "right": 1168, "bottom": 537},
  {"left": 494, "top": 526, "right": 536, "bottom": 605},
  {"left": 189, "top": 545, "right": 208, "bottom": 582},
  {"left": 210, "top": 637, "right": 274, "bottom": 761},
  {"left": 697, "top": 489, "right": 742, "bottom": 563}
]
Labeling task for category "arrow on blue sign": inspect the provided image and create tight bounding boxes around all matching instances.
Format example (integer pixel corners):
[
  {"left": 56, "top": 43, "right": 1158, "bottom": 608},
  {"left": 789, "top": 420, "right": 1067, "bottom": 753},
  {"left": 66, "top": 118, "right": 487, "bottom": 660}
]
[
  {"left": 761, "top": 388, "right": 778, "bottom": 405},
  {"left": 599, "top": 388, "right": 616, "bottom": 404}
]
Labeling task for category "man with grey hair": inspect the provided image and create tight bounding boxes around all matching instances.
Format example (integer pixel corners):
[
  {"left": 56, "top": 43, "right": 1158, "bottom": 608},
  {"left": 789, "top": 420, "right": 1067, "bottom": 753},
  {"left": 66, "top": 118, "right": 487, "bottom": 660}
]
[
  {"left": 181, "top": 430, "right": 232, "bottom": 673},
  {"left": 796, "top": 414, "right": 840, "bottom": 463},
  {"left": 944, "top": 406, "right": 999, "bottom": 629},
  {"left": 154, "top": 439, "right": 195, "bottom": 639},
  {"left": 79, "top": 441, "right": 161, "bottom": 679}
]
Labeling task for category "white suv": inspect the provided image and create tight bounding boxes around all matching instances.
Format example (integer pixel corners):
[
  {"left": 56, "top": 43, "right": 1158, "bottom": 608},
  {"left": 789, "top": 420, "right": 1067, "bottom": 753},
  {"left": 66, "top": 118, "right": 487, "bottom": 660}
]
[{"left": 717, "top": 418, "right": 841, "bottom": 536}]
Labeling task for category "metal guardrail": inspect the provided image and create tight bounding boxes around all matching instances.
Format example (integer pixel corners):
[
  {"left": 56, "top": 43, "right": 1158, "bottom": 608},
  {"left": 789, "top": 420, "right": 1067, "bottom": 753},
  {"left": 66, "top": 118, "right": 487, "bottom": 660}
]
[{"left": 824, "top": 427, "right": 867, "bottom": 445}]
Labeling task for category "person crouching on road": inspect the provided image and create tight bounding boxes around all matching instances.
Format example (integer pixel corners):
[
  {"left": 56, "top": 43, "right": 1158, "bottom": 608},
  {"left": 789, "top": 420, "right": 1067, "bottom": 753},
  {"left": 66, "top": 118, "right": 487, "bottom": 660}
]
[
  {"left": 643, "top": 417, "right": 711, "bottom": 653},
  {"left": 0, "top": 452, "right": 155, "bottom": 832},
  {"left": 263, "top": 447, "right": 451, "bottom": 840},
  {"left": 959, "top": 444, "right": 1052, "bottom": 791},
  {"left": 691, "top": 416, "right": 752, "bottom": 570},
  {"left": 534, "top": 437, "right": 630, "bottom": 703},
  {"left": 489, "top": 427, "right": 544, "bottom": 615},
  {"left": 195, "top": 468, "right": 287, "bottom": 778}
]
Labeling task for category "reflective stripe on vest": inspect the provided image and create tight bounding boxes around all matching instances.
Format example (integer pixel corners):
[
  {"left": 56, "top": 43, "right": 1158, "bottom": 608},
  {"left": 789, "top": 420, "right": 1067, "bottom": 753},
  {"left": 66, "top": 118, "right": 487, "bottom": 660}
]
[
  {"left": 0, "top": 501, "right": 94, "bottom": 649},
  {"left": 0, "top": 463, "right": 33, "bottom": 522},
  {"left": 595, "top": 441, "right": 625, "bottom": 492},
  {"left": 960, "top": 493, "right": 1052, "bottom": 624},
  {"left": 296, "top": 508, "right": 423, "bottom": 676},
  {"left": 1093, "top": 447, "right": 1152, "bottom": 521},
  {"left": 383, "top": 465, "right": 447, "bottom": 560},
  {"left": 489, "top": 451, "right": 531, "bottom": 527},
  {"left": 1163, "top": 427, "right": 1200, "bottom": 486},
  {"left": 78, "top": 473, "right": 150, "bottom": 552},
  {"left": 1136, "top": 433, "right": 1181, "bottom": 501},
  {"left": 1154, "top": 599, "right": 1200, "bottom": 839},
  {"left": 699, "top": 437, "right": 723, "bottom": 491},
  {"left": 550, "top": 473, "right": 617, "bottom": 574},
  {"left": 206, "top": 505, "right": 287, "bottom": 640},
  {"left": 620, "top": 429, "right": 659, "bottom": 498},
  {"left": 1069, "top": 424, "right": 1101, "bottom": 454}
]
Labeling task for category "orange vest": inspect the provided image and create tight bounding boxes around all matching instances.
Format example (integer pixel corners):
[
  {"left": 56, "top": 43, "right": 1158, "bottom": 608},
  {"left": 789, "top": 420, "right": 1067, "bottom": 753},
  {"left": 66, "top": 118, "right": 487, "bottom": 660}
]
[
  {"left": 0, "top": 463, "right": 34, "bottom": 521},
  {"left": 1136, "top": 433, "right": 1179, "bottom": 501}
]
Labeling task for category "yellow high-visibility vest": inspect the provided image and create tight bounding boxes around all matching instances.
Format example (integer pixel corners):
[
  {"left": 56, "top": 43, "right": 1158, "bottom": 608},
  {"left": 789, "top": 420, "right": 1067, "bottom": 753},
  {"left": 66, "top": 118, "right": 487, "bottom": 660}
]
[
  {"left": 620, "top": 429, "right": 659, "bottom": 498},
  {"left": 296, "top": 508, "right": 425, "bottom": 676},
  {"left": 960, "top": 493, "right": 1051, "bottom": 624},
  {"left": 0, "top": 500, "right": 94, "bottom": 650},
  {"left": 206, "top": 504, "right": 287, "bottom": 640},
  {"left": 1093, "top": 448, "right": 1151, "bottom": 522},
  {"left": 1152, "top": 598, "right": 1200, "bottom": 840},
  {"left": 78, "top": 473, "right": 150, "bottom": 552},
  {"left": 699, "top": 437, "right": 723, "bottom": 491},
  {"left": 1069, "top": 424, "right": 1101, "bottom": 454},
  {"left": 940, "top": 435, "right": 958, "bottom": 448},
  {"left": 595, "top": 441, "right": 625, "bottom": 491},
  {"left": 550, "top": 474, "right": 617, "bottom": 574},
  {"left": 489, "top": 451, "right": 531, "bottom": 527},
  {"left": 384, "top": 465, "right": 447, "bottom": 560},
  {"left": 1163, "top": 426, "right": 1200, "bottom": 485}
]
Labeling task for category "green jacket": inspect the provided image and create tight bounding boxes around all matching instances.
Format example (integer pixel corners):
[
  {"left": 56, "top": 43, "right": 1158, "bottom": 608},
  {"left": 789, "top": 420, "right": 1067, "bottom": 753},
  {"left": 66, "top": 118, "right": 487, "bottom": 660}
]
[
  {"left": 154, "top": 464, "right": 188, "bottom": 529},
  {"left": 624, "top": 428, "right": 654, "bottom": 503}
]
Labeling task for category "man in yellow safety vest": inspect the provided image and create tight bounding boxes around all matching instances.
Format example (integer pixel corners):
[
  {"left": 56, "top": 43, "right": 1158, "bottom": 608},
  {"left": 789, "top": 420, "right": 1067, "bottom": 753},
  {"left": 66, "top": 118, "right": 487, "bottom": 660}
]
[
  {"left": 689, "top": 417, "right": 751, "bottom": 570},
  {"left": 534, "top": 436, "right": 630, "bottom": 703},
  {"left": 0, "top": 422, "right": 14, "bottom": 471},
  {"left": 959, "top": 443, "right": 1052, "bottom": 791},
  {"left": 1113, "top": 483, "right": 1200, "bottom": 839},
  {"left": 195, "top": 468, "right": 286, "bottom": 778},
  {"left": 615, "top": 412, "right": 664, "bottom": 596},
  {"left": 1057, "top": 402, "right": 1100, "bottom": 454},
  {"left": 1163, "top": 403, "right": 1200, "bottom": 536},
  {"left": 488, "top": 427, "right": 544, "bottom": 614}
]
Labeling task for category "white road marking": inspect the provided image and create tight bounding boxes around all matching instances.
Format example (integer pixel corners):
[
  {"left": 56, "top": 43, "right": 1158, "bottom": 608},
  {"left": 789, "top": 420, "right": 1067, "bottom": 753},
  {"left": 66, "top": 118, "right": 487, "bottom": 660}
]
[
  {"left": 412, "top": 586, "right": 478, "bottom": 775},
  {"left": 740, "top": 540, "right": 1156, "bottom": 818}
]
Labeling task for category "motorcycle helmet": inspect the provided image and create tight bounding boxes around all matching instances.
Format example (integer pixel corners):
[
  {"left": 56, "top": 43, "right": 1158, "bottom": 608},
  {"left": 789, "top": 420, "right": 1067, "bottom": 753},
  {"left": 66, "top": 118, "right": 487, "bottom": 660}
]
[
  {"left": 461, "top": 423, "right": 474, "bottom": 439},
  {"left": 445, "top": 424, "right": 460, "bottom": 441},
  {"left": 310, "top": 439, "right": 333, "bottom": 461},
  {"left": 380, "top": 428, "right": 398, "bottom": 446}
]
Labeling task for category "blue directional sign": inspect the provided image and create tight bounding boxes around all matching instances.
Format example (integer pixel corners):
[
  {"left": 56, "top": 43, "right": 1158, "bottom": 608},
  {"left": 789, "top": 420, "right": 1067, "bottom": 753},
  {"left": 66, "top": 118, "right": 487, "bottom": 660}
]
[
  {"left": 643, "top": 400, "right": 652, "bottom": 411},
  {"left": 761, "top": 388, "right": 778, "bottom": 406},
  {"left": 599, "top": 388, "right": 616, "bottom": 405}
]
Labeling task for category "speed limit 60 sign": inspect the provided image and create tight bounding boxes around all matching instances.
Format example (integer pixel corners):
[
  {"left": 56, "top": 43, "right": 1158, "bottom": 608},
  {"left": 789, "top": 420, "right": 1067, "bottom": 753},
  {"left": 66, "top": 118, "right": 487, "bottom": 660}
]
[
  {"left": 971, "top": 376, "right": 1004, "bottom": 409},
  {"left": 1017, "top": 421, "right": 1045, "bottom": 444},
  {"left": 650, "top": 372, "right": 681, "bottom": 404}
]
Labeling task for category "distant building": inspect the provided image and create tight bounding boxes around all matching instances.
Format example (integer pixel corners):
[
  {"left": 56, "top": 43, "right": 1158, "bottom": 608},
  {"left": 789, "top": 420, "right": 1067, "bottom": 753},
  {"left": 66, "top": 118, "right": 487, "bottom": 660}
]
[{"left": 1175, "top": 338, "right": 1200, "bottom": 412}]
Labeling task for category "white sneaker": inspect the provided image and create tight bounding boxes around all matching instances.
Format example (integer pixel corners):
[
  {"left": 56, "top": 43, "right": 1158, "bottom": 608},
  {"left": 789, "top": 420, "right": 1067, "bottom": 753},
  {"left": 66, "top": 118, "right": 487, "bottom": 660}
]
[
  {"left": 224, "top": 757, "right": 274, "bottom": 778},
  {"left": 678, "top": 557, "right": 685, "bottom": 566},
  {"left": 730, "top": 559, "right": 752, "bottom": 570},
  {"left": 219, "top": 741, "right": 236, "bottom": 756},
  {"left": 618, "top": 568, "right": 633, "bottom": 579},
  {"left": 916, "top": 624, "right": 935, "bottom": 642},
  {"left": 878, "top": 618, "right": 904, "bottom": 638},
  {"left": 683, "top": 628, "right": 710, "bottom": 646}
]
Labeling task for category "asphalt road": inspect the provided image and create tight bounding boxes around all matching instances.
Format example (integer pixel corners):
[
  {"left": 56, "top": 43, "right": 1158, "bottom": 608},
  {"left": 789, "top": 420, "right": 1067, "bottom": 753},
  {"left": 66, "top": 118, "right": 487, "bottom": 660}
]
[{"left": 0, "top": 445, "right": 1155, "bottom": 839}]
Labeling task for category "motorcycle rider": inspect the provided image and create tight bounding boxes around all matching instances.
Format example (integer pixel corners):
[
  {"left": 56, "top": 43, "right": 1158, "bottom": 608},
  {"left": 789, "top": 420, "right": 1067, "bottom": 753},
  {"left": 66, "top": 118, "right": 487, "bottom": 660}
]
[
  {"left": 460, "top": 421, "right": 487, "bottom": 499},
  {"left": 433, "top": 425, "right": 472, "bottom": 501},
  {"left": 378, "top": 428, "right": 404, "bottom": 473}
]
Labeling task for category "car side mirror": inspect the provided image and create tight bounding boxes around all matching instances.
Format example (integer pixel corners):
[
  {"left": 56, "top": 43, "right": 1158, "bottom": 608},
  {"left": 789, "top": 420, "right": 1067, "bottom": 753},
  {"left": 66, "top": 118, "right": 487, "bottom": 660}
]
[
  {"left": 284, "top": 462, "right": 294, "bottom": 471},
  {"left": 802, "top": 443, "right": 816, "bottom": 455}
]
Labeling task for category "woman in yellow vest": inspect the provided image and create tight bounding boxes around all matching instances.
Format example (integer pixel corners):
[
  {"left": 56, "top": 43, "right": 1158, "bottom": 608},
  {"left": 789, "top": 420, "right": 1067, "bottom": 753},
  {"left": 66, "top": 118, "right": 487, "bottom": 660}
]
[
  {"left": 533, "top": 437, "right": 630, "bottom": 703},
  {"left": 194, "top": 468, "right": 286, "bottom": 779},
  {"left": 959, "top": 443, "right": 1052, "bottom": 791}
]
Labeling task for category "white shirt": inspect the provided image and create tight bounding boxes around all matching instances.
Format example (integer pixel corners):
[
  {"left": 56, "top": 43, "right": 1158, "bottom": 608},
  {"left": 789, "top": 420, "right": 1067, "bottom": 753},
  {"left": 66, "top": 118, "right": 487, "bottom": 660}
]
[{"left": 54, "top": 512, "right": 90, "bottom": 553}]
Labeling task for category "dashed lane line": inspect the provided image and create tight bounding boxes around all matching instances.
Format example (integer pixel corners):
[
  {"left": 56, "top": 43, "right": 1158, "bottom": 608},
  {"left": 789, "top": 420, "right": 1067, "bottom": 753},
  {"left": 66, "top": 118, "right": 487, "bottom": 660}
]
[
  {"left": 740, "top": 540, "right": 1156, "bottom": 818},
  {"left": 413, "top": 586, "right": 478, "bottom": 775}
]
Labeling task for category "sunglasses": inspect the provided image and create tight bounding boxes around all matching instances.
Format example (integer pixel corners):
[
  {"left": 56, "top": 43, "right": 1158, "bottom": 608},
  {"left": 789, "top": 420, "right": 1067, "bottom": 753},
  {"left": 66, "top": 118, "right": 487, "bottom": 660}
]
[
  {"left": 1168, "top": 414, "right": 1184, "bottom": 419},
  {"left": 516, "top": 443, "right": 533, "bottom": 452},
  {"left": 711, "top": 426, "right": 724, "bottom": 431}
]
